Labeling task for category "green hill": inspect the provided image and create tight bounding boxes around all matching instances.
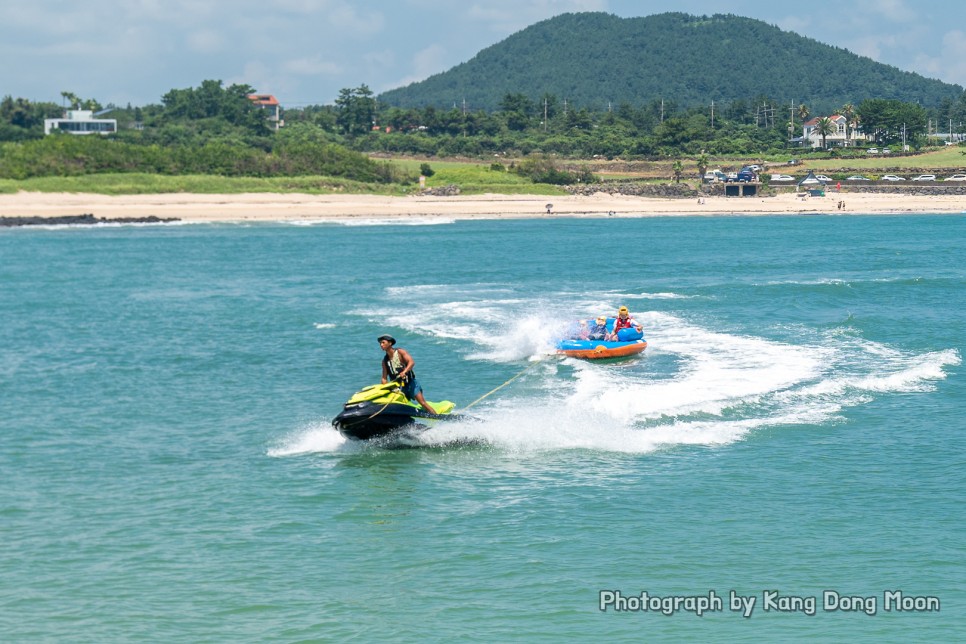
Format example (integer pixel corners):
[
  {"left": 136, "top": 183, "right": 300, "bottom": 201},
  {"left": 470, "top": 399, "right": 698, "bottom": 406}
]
[{"left": 378, "top": 12, "right": 963, "bottom": 112}]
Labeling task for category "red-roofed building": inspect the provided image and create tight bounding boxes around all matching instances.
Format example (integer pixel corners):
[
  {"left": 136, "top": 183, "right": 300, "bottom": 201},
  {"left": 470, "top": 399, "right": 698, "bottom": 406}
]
[
  {"left": 802, "top": 114, "right": 866, "bottom": 149},
  {"left": 248, "top": 94, "right": 283, "bottom": 131}
]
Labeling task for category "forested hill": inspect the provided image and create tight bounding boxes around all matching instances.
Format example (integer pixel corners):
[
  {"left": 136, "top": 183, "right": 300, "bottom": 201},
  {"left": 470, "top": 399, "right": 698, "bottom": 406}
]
[{"left": 378, "top": 12, "right": 963, "bottom": 112}]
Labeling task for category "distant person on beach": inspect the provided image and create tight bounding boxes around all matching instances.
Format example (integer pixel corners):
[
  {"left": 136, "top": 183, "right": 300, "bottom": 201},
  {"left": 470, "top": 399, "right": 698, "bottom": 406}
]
[
  {"left": 378, "top": 335, "right": 437, "bottom": 414},
  {"left": 609, "top": 306, "right": 642, "bottom": 340}
]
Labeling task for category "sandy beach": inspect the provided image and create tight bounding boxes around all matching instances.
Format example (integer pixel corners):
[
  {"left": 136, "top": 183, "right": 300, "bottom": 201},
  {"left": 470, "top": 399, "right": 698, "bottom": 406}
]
[{"left": 1, "top": 190, "right": 964, "bottom": 222}]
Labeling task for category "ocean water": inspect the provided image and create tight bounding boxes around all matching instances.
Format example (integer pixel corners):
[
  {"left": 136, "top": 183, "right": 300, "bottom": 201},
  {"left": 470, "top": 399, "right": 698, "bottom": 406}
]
[{"left": 2, "top": 213, "right": 964, "bottom": 641}]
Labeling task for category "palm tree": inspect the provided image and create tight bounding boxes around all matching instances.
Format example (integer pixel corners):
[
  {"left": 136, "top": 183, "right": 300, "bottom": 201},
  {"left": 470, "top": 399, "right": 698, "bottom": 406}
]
[
  {"left": 850, "top": 113, "right": 862, "bottom": 147},
  {"left": 815, "top": 116, "right": 836, "bottom": 150},
  {"left": 696, "top": 152, "right": 710, "bottom": 181},
  {"left": 60, "top": 91, "right": 80, "bottom": 110},
  {"left": 672, "top": 160, "right": 684, "bottom": 183},
  {"left": 840, "top": 103, "right": 856, "bottom": 147},
  {"left": 798, "top": 104, "right": 810, "bottom": 124}
]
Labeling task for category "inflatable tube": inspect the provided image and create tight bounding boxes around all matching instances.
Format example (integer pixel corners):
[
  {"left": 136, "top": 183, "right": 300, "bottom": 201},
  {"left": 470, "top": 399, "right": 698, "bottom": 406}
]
[{"left": 556, "top": 317, "right": 647, "bottom": 359}]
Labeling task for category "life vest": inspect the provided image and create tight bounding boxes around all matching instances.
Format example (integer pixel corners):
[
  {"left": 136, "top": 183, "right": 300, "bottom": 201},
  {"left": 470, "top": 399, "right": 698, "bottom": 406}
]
[
  {"left": 613, "top": 315, "right": 635, "bottom": 332},
  {"left": 383, "top": 350, "right": 414, "bottom": 382}
]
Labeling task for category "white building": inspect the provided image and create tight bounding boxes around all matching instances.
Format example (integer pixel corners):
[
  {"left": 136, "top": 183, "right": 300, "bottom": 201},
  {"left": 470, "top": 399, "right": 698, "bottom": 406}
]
[
  {"left": 802, "top": 114, "right": 867, "bottom": 149},
  {"left": 44, "top": 110, "right": 117, "bottom": 135}
]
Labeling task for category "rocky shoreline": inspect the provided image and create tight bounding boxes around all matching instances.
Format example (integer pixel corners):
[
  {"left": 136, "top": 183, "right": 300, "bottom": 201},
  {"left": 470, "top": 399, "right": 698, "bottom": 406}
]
[{"left": 0, "top": 213, "right": 180, "bottom": 227}]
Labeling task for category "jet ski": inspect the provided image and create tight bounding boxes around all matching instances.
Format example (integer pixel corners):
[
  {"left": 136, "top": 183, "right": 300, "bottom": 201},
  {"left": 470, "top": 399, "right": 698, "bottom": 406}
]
[{"left": 332, "top": 381, "right": 462, "bottom": 440}]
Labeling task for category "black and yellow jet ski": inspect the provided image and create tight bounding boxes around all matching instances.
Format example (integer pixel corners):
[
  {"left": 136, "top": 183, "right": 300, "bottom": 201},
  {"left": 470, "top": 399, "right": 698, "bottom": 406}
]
[{"left": 332, "top": 381, "right": 462, "bottom": 440}]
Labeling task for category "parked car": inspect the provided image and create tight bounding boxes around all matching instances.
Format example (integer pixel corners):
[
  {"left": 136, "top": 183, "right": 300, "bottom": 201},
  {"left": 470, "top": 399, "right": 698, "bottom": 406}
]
[
  {"left": 846, "top": 175, "right": 870, "bottom": 181},
  {"left": 735, "top": 167, "right": 757, "bottom": 182},
  {"left": 944, "top": 174, "right": 966, "bottom": 181},
  {"left": 703, "top": 170, "right": 727, "bottom": 183},
  {"left": 866, "top": 148, "right": 879, "bottom": 154},
  {"left": 771, "top": 174, "right": 795, "bottom": 181},
  {"left": 880, "top": 175, "right": 905, "bottom": 181},
  {"left": 882, "top": 148, "right": 891, "bottom": 154},
  {"left": 911, "top": 174, "right": 936, "bottom": 181},
  {"left": 814, "top": 175, "right": 832, "bottom": 182},
  {"left": 724, "top": 172, "right": 738, "bottom": 182}
]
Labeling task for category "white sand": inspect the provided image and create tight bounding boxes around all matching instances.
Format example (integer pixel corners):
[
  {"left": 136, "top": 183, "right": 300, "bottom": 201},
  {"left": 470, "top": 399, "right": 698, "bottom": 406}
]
[{"left": 1, "top": 190, "right": 964, "bottom": 222}]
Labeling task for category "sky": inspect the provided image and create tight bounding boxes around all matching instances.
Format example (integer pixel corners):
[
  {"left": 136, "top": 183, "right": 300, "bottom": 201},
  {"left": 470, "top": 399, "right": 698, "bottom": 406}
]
[{"left": 3, "top": 0, "right": 966, "bottom": 109}]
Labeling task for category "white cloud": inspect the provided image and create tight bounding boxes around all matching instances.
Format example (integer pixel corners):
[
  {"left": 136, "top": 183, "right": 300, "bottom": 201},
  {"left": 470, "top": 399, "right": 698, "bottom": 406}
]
[
  {"left": 328, "top": 3, "right": 386, "bottom": 35},
  {"left": 856, "top": 0, "right": 915, "bottom": 23},
  {"left": 186, "top": 29, "right": 226, "bottom": 54},
  {"left": 363, "top": 50, "right": 396, "bottom": 69},
  {"left": 282, "top": 55, "right": 342, "bottom": 76},
  {"left": 385, "top": 44, "right": 448, "bottom": 91},
  {"left": 939, "top": 29, "right": 966, "bottom": 86},
  {"left": 465, "top": 0, "right": 606, "bottom": 33},
  {"left": 233, "top": 60, "right": 275, "bottom": 93}
]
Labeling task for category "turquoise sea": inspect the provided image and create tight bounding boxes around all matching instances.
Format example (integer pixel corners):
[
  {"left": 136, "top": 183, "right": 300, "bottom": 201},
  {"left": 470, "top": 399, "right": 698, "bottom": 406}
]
[{"left": 2, "top": 213, "right": 964, "bottom": 641}]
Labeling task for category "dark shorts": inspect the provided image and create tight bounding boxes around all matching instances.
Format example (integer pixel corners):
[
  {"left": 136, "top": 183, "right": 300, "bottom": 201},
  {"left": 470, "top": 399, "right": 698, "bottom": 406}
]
[{"left": 400, "top": 377, "right": 423, "bottom": 401}]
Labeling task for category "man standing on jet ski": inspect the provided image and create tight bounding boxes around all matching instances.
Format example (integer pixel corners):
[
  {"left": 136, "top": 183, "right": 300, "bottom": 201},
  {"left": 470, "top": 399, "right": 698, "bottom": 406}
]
[{"left": 378, "top": 335, "right": 437, "bottom": 415}]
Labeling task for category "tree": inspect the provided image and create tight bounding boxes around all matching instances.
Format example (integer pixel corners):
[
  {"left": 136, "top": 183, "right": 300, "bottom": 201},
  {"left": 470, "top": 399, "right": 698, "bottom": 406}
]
[
  {"left": 159, "top": 80, "right": 268, "bottom": 135},
  {"left": 857, "top": 98, "right": 927, "bottom": 145},
  {"left": 695, "top": 152, "right": 710, "bottom": 180},
  {"left": 672, "top": 160, "right": 684, "bottom": 183},
  {"left": 840, "top": 103, "right": 856, "bottom": 147},
  {"left": 335, "top": 85, "right": 376, "bottom": 136},
  {"left": 60, "top": 91, "right": 80, "bottom": 110},
  {"left": 500, "top": 92, "right": 533, "bottom": 131},
  {"left": 797, "top": 104, "right": 810, "bottom": 124},
  {"left": 815, "top": 116, "right": 836, "bottom": 150}
]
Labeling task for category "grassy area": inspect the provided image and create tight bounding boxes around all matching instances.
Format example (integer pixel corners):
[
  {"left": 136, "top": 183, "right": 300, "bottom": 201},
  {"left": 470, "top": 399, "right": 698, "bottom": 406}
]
[
  {"left": 798, "top": 146, "right": 966, "bottom": 171},
  {"left": 391, "top": 158, "right": 568, "bottom": 195},
  {"left": 0, "top": 160, "right": 568, "bottom": 196},
  {"left": 0, "top": 173, "right": 416, "bottom": 196},
  {"left": 2, "top": 147, "right": 960, "bottom": 196}
]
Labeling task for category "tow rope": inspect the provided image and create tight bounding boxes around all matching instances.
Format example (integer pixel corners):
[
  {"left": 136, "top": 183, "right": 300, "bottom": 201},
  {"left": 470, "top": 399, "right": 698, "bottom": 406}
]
[{"left": 461, "top": 358, "right": 548, "bottom": 411}]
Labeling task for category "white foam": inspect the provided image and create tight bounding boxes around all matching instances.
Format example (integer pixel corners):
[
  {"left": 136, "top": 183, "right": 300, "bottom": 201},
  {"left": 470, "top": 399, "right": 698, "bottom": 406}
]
[
  {"left": 300, "top": 286, "right": 959, "bottom": 455},
  {"left": 333, "top": 217, "right": 456, "bottom": 227},
  {"left": 267, "top": 422, "right": 347, "bottom": 456}
]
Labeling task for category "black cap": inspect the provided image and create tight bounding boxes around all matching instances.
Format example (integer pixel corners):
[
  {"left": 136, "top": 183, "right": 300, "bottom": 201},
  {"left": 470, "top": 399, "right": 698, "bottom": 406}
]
[{"left": 377, "top": 335, "right": 396, "bottom": 345}]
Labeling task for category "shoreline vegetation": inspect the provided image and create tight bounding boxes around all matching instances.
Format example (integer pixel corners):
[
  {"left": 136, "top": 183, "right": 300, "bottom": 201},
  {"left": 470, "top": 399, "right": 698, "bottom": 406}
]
[{"left": 2, "top": 150, "right": 964, "bottom": 225}]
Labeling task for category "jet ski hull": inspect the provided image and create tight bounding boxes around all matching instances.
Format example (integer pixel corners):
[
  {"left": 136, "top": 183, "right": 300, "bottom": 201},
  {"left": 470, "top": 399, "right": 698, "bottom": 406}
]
[
  {"left": 332, "top": 382, "right": 459, "bottom": 440},
  {"left": 333, "top": 402, "right": 449, "bottom": 440}
]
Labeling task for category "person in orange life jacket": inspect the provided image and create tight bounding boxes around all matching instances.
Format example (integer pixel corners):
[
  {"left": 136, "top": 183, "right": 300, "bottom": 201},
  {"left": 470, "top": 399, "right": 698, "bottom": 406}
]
[
  {"left": 608, "top": 306, "right": 642, "bottom": 340},
  {"left": 378, "top": 335, "right": 437, "bottom": 415}
]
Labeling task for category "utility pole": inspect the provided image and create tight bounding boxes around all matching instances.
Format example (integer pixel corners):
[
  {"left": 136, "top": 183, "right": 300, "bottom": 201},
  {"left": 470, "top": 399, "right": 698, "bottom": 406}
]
[
  {"left": 710, "top": 99, "right": 714, "bottom": 129},
  {"left": 661, "top": 99, "right": 664, "bottom": 123},
  {"left": 544, "top": 97, "right": 548, "bottom": 132}
]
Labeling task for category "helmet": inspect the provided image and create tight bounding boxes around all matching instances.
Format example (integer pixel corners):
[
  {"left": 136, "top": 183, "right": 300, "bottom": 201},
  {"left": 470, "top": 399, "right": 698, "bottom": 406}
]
[
  {"left": 618, "top": 306, "right": 629, "bottom": 314},
  {"left": 377, "top": 335, "right": 396, "bottom": 345}
]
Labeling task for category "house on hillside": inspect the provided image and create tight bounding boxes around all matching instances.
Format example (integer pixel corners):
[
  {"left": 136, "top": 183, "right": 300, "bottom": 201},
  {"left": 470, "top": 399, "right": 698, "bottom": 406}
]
[
  {"left": 247, "top": 94, "right": 283, "bottom": 131},
  {"left": 44, "top": 110, "right": 117, "bottom": 135},
  {"left": 802, "top": 114, "right": 867, "bottom": 149}
]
